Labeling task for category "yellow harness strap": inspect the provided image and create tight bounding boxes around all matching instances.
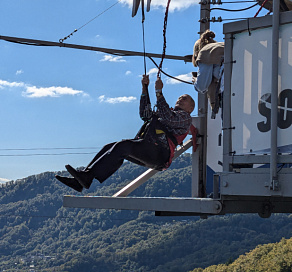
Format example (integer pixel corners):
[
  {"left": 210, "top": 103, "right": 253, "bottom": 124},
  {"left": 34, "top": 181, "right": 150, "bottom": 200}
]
[{"left": 156, "top": 129, "right": 165, "bottom": 134}]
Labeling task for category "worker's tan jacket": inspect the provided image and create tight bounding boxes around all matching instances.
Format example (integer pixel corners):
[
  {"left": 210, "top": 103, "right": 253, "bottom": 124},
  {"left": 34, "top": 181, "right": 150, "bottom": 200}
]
[{"left": 193, "top": 42, "right": 224, "bottom": 67}]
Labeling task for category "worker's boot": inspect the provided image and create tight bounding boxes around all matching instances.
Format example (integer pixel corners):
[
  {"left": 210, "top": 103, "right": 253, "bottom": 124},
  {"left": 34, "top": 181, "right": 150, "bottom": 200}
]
[{"left": 65, "top": 165, "right": 94, "bottom": 189}]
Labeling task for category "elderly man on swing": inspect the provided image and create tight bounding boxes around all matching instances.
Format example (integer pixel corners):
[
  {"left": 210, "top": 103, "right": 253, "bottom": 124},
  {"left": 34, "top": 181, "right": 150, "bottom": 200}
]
[{"left": 56, "top": 75, "right": 195, "bottom": 192}]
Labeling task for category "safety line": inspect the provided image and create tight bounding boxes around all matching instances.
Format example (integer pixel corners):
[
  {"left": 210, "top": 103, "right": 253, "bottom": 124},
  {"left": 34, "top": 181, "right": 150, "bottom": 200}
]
[
  {"left": 157, "top": 0, "right": 172, "bottom": 78},
  {"left": 141, "top": 0, "right": 147, "bottom": 75}
]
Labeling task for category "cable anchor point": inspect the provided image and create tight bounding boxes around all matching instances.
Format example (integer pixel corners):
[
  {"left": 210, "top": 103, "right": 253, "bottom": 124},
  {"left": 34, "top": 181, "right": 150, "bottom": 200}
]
[{"left": 59, "top": 29, "right": 77, "bottom": 43}]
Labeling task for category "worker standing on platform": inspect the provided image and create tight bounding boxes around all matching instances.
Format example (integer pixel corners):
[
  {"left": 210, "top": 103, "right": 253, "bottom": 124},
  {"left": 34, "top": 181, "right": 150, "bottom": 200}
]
[
  {"left": 192, "top": 30, "right": 224, "bottom": 118},
  {"left": 56, "top": 75, "right": 195, "bottom": 192}
]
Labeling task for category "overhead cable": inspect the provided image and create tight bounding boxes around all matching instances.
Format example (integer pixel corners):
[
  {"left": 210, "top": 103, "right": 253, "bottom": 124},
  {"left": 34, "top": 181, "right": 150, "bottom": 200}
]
[
  {"left": 214, "top": 0, "right": 257, "bottom": 3},
  {"left": 202, "top": 0, "right": 256, "bottom": 3},
  {"left": 0, "top": 152, "right": 98, "bottom": 157},
  {"left": 0, "top": 212, "right": 186, "bottom": 223},
  {"left": 0, "top": 146, "right": 101, "bottom": 156},
  {"left": 0, "top": 35, "right": 190, "bottom": 62},
  {"left": 220, "top": 17, "right": 250, "bottom": 21},
  {"left": 59, "top": 0, "right": 121, "bottom": 43},
  {"left": 0, "top": 147, "right": 100, "bottom": 151},
  {"left": 0, "top": 213, "right": 137, "bottom": 221},
  {"left": 204, "top": 3, "right": 258, "bottom": 11},
  {"left": 200, "top": 17, "right": 249, "bottom": 22}
]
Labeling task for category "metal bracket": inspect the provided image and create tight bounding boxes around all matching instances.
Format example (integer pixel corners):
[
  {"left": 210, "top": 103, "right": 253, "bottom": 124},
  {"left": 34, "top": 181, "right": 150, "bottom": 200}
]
[{"left": 270, "top": 177, "right": 280, "bottom": 191}]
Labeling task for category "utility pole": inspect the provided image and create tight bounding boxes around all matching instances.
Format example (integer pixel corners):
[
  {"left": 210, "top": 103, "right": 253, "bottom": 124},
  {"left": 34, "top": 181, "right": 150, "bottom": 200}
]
[{"left": 198, "top": 0, "right": 210, "bottom": 197}]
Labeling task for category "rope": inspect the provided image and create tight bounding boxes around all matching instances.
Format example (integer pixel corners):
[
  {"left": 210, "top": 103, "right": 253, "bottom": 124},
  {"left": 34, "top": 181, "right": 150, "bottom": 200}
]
[
  {"left": 141, "top": 0, "right": 147, "bottom": 75},
  {"left": 148, "top": 57, "right": 193, "bottom": 85},
  {"left": 139, "top": 0, "right": 151, "bottom": 108},
  {"left": 157, "top": 0, "right": 171, "bottom": 78},
  {"left": 254, "top": 0, "right": 268, "bottom": 17},
  {"left": 59, "top": 0, "right": 121, "bottom": 43}
]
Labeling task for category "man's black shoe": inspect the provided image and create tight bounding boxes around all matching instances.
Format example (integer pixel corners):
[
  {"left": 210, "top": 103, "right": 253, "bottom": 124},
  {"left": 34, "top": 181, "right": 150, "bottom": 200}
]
[
  {"left": 55, "top": 175, "right": 83, "bottom": 192},
  {"left": 65, "top": 164, "right": 93, "bottom": 189}
]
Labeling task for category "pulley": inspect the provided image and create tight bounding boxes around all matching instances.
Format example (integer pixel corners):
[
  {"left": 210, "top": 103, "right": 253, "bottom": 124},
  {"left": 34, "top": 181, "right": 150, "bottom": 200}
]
[{"left": 132, "top": 0, "right": 151, "bottom": 17}]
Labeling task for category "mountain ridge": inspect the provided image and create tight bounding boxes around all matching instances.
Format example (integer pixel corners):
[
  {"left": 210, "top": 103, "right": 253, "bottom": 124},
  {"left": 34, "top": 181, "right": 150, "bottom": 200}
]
[{"left": 0, "top": 154, "right": 291, "bottom": 272}]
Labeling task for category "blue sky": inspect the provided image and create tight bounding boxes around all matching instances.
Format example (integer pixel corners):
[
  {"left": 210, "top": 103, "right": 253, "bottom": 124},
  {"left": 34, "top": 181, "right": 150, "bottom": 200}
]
[{"left": 0, "top": 0, "right": 266, "bottom": 181}]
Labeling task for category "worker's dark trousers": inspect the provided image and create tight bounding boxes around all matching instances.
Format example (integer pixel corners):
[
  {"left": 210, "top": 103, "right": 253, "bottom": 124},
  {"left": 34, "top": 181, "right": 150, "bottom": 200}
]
[{"left": 85, "top": 139, "right": 170, "bottom": 183}]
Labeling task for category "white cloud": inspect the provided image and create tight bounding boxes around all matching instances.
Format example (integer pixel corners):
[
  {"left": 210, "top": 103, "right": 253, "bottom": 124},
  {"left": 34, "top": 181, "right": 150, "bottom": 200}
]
[
  {"left": 0, "top": 79, "right": 25, "bottom": 89},
  {"left": 120, "top": 0, "right": 198, "bottom": 12},
  {"left": 100, "top": 55, "right": 126, "bottom": 62},
  {"left": 148, "top": 68, "right": 158, "bottom": 76},
  {"left": 139, "top": 68, "right": 158, "bottom": 79},
  {"left": 23, "top": 86, "right": 86, "bottom": 98},
  {"left": 0, "top": 79, "right": 88, "bottom": 98},
  {"left": 99, "top": 95, "right": 137, "bottom": 104},
  {"left": 125, "top": 70, "right": 132, "bottom": 75},
  {"left": 0, "top": 177, "right": 10, "bottom": 184},
  {"left": 166, "top": 72, "right": 192, "bottom": 84},
  {"left": 16, "top": 69, "right": 24, "bottom": 75}
]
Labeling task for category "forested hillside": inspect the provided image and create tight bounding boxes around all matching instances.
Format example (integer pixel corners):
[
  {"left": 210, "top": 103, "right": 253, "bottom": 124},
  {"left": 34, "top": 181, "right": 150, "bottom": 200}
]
[
  {"left": 191, "top": 237, "right": 292, "bottom": 272},
  {"left": 0, "top": 154, "right": 292, "bottom": 272}
]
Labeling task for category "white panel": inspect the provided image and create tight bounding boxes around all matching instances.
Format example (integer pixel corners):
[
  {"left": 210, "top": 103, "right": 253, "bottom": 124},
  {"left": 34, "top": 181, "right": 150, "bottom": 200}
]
[{"left": 231, "top": 23, "right": 292, "bottom": 155}]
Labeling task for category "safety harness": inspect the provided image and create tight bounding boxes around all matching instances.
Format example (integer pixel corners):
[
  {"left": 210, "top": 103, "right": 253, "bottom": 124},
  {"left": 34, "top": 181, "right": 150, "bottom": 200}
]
[
  {"left": 135, "top": 114, "right": 198, "bottom": 169},
  {"left": 135, "top": 114, "right": 178, "bottom": 146}
]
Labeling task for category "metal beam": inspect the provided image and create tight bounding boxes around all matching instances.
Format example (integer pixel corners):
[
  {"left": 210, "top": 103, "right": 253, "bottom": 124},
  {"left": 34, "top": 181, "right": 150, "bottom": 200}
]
[
  {"left": 63, "top": 195, "right": 222, "bottom": 214},
  {"left": 220, "top": 171, "right": 292, "bottom": 197},
  {"left": 223, "top": 10, "right": 292, "bottom": 35},
  {"left": 221, "top": 197, "right": 292, "bottom": 218},
  {"left": 228, "top": 154, "right": 292, "bottom": 165},
  {"left": 0, "top": 35, "right": 191, "bottom": 62},
  {"left": 270, "top": 0, "right": 280, "bottom": 191}
]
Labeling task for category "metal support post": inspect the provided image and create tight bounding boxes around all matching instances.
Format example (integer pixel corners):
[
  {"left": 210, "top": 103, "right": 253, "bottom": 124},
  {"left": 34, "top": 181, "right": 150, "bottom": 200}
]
[
  {"left": 222, "top": 33, "right": 233, "bottom": 173},
  {"left": 213, "top": 174, "right": 220, "bottom": 199},
  {"left": 192, "top": 117, "right": 202, "bottom": 197},
  {"left": 197, "top": 0, "right": 210, "bottom": 197},
  {"left": 270, "top": 0, "right": 280, "bottom": 191},
  {"left": 199, "top": 1, "right": 210, "bottom": 35}
]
